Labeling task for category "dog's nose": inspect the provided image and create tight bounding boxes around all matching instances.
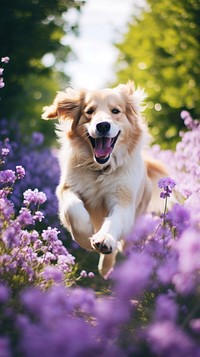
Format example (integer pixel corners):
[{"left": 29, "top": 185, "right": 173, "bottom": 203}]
[{"left": 96, "top": 122, "right": 111, "bottom": 134}]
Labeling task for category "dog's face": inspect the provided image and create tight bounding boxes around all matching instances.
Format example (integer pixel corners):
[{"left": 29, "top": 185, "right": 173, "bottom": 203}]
[
  {"left": 78, "top": 89, "right": 126, "bottom": 165},
  {"left": 42, "top": 82, "right": 146, "bottom": 167}
]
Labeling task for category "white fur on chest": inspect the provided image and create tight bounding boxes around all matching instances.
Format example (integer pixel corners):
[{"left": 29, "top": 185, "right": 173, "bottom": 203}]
[{"left": 59, "top": 140, "right": 146, "bottom": 213}]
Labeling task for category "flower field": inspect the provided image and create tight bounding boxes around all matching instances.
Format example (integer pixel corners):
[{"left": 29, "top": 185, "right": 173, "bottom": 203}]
[{"left": 1, "top": 58, "right": 200, "bottom": 356}]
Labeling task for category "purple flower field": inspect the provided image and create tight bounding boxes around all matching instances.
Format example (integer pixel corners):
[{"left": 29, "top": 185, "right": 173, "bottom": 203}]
[{"left": 1, "top": 57, "right": 200, "bottom": 356}]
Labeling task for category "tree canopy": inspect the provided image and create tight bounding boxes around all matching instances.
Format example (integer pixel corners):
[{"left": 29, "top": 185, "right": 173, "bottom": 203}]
[
  {"left": 0, "top": 0, "right": 84, "bottom": 142},
  {"left": 114, "top": 0, "right": 200, "bottom": 146}
]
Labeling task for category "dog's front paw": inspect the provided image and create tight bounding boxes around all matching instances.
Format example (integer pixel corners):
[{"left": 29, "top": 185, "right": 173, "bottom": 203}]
[{"left": 91, "top": 233, "right": 117, "bottom": 254}]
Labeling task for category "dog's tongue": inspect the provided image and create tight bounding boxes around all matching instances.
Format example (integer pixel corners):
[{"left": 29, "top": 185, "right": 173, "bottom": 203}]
[{"left": 94, "top": 137, "right": 112, "bottom": 158}]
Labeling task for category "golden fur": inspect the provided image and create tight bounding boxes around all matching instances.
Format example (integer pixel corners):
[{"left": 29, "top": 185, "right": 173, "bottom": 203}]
[{"left": 42, "top": 81, "right": 167, "bottom": 278}]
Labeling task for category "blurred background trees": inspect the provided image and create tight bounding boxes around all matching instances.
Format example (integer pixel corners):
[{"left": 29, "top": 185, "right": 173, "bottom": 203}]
[
  {"left": 0, "top": 0, "right": 85, "bottom": 143},
  {"left": 114, "top": 0, "right": 200, "bottom": 147}
]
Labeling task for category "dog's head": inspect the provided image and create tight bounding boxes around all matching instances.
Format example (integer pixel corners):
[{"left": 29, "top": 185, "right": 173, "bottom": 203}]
[{"left": 42, "top": 81, "right": 146, "bottom": 167}]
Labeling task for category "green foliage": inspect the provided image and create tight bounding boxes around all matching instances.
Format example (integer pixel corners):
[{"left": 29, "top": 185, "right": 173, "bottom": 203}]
[
  {"left": 114, "top": 0, "right": 200, "bottom": 147},
  {"left": 0, "top": 0, "right": 85, "bottom": 140},
  {"left": 7, "top": 72, "right": 62, "bottom": 145}
]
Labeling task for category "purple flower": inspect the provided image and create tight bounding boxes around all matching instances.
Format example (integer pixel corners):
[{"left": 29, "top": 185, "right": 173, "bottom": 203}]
[
  {"left": 42, "top": 266, "right": 63, "bottom": 283},
  {"left": 42, "top": 227, "right": 60, "bottom": 242},
  {"left": 20, "top": 288, "right": 46, "bottom": 316},
  {"left": 42, "top": 252, "right": 56, "bottom": 263},
  {"left": 159, "top": 177, "right": 176, "bottom": 190},
  {"left": 0, "top": 68, "right": 4, "bottom": 75},
  {"left": 33, "top": 210, "right": 45, "bottom": 222},
  {"left": 153, "top": 294, "right": 178, "bottom": 322},
  {"left": 68, "top": 287, "right": 95, "bottom": 315},
  {"left": 180, "top": 110, "right": 197, "bottom": 130},
  {"left": 88, "top": 272, "right": 95, "bottom": 278},
  {"left": 48, "top": 240, "right": 67, "bottom": 256},
  {"left": 166, "top": 203, "right": 190, "bottom": 235},
  {"left": 180, "top": 110, "right": 192, "bottom": 121},
  {"left": 0, "top": 78, "right": 5, "bottom": 88},
  {"left": 126, "top": 214, "right": 158, "bottom": 245},
  {"left": 1, "top": 118, "right": 62, "bottom": 233},
  {"left": 113, "top": 251, "right": 155, "bottom": 300},
  {"left": 94, "top": 296, "right": 130, "bottom": 339},
  {"left": 57, "top": 254, "right": 75, "bottom": 272},
  {"left": 23, "top": 188, "right": 47, "bottom": 206},
  {"left": 0, "top": 198, "right": 14, "bottom": 220},
  {"left": 20, "top": 230, "right": 31, "bottom": 245},
  {"left": 16, "top": 165, "right": 25, "bottom": 179},
  {"left": 80, "top": 270, "right": 87, "bottom": 278},
  {"left": 0, "top": 284, "right": 10, "bottom": 303},
  {"left": 30, "top": 230, "right": 39, "bottom": 242},
  {"left": 17, "top": 207, "right": 33, "bottom": 226},
  {"left": 2, "top": 222, "right": 21, "bottom": 248},
  {"left": 1, "top": 57, "right": 10, "bottom": 63},
  {"left": 172, "top": 272, "right": 195, "bottom": 295},
  {"left": 1, "top": 147, "right": 9, "bottom": 156},
  {"left": 189, "top": 319, "right": 200, "bottom": 334},
  {"left": 147, "top": 321, "right": 198, "bottom": 357},
  {"left": 157, "top": 254, "right": 178, "bottom": 285},
  {"left": 158, "top": 177, "right": 176, "bottom": 199},
  {"left": 175, "top": 228, "right": 200, "bottom": 275},
  {"left": 31, "top": 132, "right": 44, "bottom": 146},
  {"left": 0, "top": 169, "right": 16, "bottom": 184},
  {"left": 0, "top": 337, "right": 11, "bottom": 357}
]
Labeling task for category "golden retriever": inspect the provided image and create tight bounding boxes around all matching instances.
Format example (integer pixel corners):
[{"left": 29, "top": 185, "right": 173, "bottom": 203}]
[{"left": 42, "top": 81, "right": 167, "bottom": 278}]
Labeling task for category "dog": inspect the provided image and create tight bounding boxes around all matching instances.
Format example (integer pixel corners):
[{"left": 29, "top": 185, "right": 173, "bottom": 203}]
[{"left": 42, "top": 81, "right": 167, "bottom": 278}]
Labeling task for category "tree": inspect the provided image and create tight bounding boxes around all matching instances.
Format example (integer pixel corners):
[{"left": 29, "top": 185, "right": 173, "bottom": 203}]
[
  {"left": 114, "top": 0, "right": 200, "bottom": 147},
  {"left": 0, "top": 0, "right": 84, "bottom": 141}
]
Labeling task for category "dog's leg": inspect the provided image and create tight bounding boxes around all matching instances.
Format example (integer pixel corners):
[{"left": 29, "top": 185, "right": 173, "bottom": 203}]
[
  {"left": 98, "top": 251, "right": 118, "bottom": 279},
  {"left": 56, "top": 185, "right": 94, "bottom": 250},
  {"left": 91, "top": 204, "right": 135, "bottom": 255}
]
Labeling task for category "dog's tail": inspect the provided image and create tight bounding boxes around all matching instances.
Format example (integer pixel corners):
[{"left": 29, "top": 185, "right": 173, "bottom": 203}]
[{"left": 144, "top": 156, "right": 175, "bottom": 214}]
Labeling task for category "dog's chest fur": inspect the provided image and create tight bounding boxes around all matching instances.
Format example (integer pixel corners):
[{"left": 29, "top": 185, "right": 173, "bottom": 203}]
[{"left": 66, "top": 148, "right": 143, "bottom": 211}]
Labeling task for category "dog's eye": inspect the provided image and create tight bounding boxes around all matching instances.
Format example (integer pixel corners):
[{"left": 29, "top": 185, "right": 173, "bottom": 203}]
[
  {"left": 85, "top": 108, "right": 94, "bottom": 115},
  {"left": 111, "top": 108, "right": 120, "bottom": 114}
]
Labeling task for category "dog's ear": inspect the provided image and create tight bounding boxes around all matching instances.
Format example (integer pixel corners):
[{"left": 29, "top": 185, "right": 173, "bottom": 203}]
[
  {"left": 42, "top": 88, "right": 84, "bottom": 129},
  {"left": 123, "top": 80, "right": 135, "bottom": 95},
  {"left": 116, "top": 81, "right": 146, "bottom": 114},
  {"left": 115, "top": 80, "right": 135, "bottom": 95}
]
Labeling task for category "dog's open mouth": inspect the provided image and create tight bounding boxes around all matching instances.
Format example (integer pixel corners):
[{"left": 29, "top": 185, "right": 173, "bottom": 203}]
[{"left": 88, "top": 131, "right": 120, "bottom": 164}]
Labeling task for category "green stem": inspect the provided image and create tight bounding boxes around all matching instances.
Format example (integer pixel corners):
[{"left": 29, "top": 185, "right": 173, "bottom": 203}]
[{"left": 163, "top": 196, "right": 168, "bottom": 225}]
